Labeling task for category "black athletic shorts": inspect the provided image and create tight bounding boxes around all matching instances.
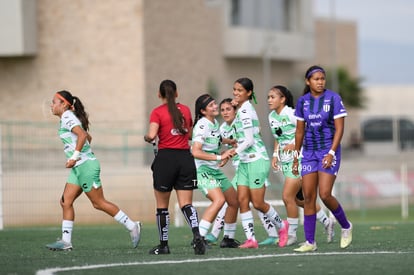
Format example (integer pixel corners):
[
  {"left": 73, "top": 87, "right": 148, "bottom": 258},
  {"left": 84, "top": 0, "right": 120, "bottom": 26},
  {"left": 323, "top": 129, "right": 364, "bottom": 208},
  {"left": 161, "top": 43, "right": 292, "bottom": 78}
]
[{"left": 151, "top": 149, "right": 197, "bottom": 192}]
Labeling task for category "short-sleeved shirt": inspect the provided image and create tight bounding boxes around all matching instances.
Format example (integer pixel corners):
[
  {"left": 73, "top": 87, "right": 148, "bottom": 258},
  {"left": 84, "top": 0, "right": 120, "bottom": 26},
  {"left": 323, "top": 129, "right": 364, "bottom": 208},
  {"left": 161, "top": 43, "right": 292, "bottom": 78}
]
[
  {"left": 149, "top": 103, "right": 192, "bottom": 149},
  {"left": 268, "top": 106, "right": 297, "bottom": 163},
  {"left": 233, "top": 101, "right": 269, "bottom": 163},
  {"left": 59, "top": 110, "right": 95, "bottom": 167},
  {"left": 294, "top": 89, "right": 347, "bottom": 151},
  {"left": 192, "top": 117, "right": 221, "bottom": 169},
  {"left": 220, "top": 122, "right": 240, "bottom": 169}
]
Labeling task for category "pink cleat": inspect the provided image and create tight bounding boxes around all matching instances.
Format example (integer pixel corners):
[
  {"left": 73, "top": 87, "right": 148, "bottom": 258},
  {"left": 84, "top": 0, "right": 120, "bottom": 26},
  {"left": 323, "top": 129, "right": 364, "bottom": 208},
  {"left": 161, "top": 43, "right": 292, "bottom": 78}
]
[
  {"left": 239, "top": 239, "right": 258, "bottom": 249},
  {"left": 278, "top": 220, "right": 290, "bottom": 247}
]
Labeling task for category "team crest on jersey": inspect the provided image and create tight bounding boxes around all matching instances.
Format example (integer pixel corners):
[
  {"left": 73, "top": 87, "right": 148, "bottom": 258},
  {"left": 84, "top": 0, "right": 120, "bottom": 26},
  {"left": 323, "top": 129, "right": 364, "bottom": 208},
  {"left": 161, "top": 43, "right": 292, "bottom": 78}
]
[{"left": 323, "top": 104, "right": 330, "bottom": 112}]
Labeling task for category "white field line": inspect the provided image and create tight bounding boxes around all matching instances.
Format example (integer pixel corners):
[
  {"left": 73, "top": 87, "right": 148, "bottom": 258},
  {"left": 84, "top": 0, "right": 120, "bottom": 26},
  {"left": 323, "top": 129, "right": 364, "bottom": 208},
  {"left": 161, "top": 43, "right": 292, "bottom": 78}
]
[{"left": 36, "top": 251, "right": 410, "bottom": 275}]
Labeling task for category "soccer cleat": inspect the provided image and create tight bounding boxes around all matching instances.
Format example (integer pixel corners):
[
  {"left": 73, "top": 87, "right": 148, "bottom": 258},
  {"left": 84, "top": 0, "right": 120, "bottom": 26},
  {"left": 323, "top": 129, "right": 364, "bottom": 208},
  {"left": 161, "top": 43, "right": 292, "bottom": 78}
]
[
  {"left": 258, "top": 237, "right": 279, "bottom": 246},
  {"left": 326, "top": 217, "right": 336, "bottom": 243},
  {"left": 205, "top": 233, "right": 218, "bottom": 245},
  {"left": 46, "top": 239, "right": 73, "bottom": 251},
  {"left": 149, "top": 245, "right": 170, "bottom": 255},
  {"left": 340, "top": 222, "right": 353, "bottom": 248},
  {"left": 193, "top": 236, "right": 206, "bottom": 255},
  {"left": 286, "top": 235, "right": 297, "bottom": 246},
  {"left": 278, "top": 220, "right": 290, "bottom": 247},
  {"left": 293, "top": 241, "right": 317, "bottom": 252},
  {"left": 220, "top": 236, "right": 241, "bottom": 248},
  {"left": 130, "top": 221, "right": 142, "bottom": 248},
  {"left": 239, "top": 239, "right": 258, "bottom": 249}
]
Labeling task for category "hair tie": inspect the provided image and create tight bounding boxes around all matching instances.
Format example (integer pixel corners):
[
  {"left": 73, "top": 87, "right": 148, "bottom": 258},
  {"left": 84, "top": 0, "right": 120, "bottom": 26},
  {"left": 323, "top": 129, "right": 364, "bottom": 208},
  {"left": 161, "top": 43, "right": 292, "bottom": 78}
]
[{"left": 252, "top": 92, "right": 257, "bottom": 104}]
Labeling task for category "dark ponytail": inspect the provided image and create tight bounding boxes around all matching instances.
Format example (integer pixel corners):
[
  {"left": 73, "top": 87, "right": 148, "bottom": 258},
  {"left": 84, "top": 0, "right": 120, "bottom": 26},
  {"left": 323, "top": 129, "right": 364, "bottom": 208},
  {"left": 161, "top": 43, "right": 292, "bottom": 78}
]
[
  {"left": 56, "top": 90, "right": 90, "bottom": 131},
  {"left": 159, "top": 80, "right": 187, "bottom": 135}
]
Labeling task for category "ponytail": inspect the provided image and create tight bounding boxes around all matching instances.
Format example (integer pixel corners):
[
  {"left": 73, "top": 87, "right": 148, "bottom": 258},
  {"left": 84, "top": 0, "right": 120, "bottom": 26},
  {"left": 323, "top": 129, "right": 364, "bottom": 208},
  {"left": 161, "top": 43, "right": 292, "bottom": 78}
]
[{"left": 159, "top": 80, "right": 187, "bottom": 135}]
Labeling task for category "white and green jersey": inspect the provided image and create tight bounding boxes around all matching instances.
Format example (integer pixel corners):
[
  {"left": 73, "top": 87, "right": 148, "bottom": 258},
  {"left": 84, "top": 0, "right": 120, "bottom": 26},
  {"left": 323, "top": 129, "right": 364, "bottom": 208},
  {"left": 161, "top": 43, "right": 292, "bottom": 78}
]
[
  {"left": 220, "top": 122, "right": 240, "bottom": 170},
  {"left": 233, "top": 101, "right": 269, "bottom": 163},
  {"left": 268, "top": 106, "right": 296, "bottom": 163},
  {"left": 192, "top": 117, "right": 221, "bottom": 169},
  {"left": 59, "top": 110, "right": 96, "bottom": 167}
]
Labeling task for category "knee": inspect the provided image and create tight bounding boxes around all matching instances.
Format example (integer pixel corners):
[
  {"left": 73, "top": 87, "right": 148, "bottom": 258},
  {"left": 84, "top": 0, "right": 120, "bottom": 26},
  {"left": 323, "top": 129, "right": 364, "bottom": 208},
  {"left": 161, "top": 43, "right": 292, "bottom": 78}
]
[
  {"left": 91, "top": 201, "right": 103, "bottom": 211},
  {"left": 60, "top": 195, "right": 73, "bottom": 209},
  {"left": 238, "top": 197, "right": 249, "bottom": 207},
  {"left": 251, "top": 201, "right": 265, "bottom": 211},
  {"left": 282, "top": 194, "right": 295, "bottom": 205},
  {"left": 303, "top": 195, "right": 316, "bottom": 205},
  {"left": 227, "top": 196, "right": 239, "bottom": 208},
  {"left": 216, "top": 197, "right": 226, "bottom": 209},
  {"left": 319, "top": 191, "right": 332, "bottom": 202}
]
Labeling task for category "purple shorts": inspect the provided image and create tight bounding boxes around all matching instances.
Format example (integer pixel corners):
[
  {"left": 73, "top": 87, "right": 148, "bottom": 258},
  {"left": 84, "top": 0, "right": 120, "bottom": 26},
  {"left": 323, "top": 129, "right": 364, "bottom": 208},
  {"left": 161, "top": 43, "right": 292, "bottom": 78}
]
[{"left": 300, "top": 149, "right": 341, "bottom": 176}]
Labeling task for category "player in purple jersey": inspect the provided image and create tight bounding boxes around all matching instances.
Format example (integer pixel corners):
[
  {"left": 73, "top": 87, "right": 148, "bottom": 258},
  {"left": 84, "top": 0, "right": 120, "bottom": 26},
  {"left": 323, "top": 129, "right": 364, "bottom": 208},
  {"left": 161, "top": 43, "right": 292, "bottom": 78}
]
[{"left": 292, "top": 65, "right": 353, "bottom": 252}]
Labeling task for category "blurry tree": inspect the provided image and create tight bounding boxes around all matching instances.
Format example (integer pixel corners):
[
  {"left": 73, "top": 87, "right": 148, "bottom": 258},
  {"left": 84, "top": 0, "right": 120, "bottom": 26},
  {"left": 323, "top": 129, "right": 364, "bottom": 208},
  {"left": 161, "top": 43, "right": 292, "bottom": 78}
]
[{"left": 326, "top": 67, "right": 366, "bottom": 109}]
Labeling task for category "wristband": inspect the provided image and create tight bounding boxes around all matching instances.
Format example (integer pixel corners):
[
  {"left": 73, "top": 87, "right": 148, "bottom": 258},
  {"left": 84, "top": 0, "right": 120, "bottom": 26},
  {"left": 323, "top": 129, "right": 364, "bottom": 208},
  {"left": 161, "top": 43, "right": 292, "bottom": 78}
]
[
  {"left": 328, "top": 149, "right": 335, "bottom": 157},
  {"left": 272, "top": 152, "right": 278, "bottom": 158},
  {"left": 70, "top": 150, "right": 80, "bottom": 161},
  {"left": 216, "top": 155, "right": 222, "bottom": 161}
]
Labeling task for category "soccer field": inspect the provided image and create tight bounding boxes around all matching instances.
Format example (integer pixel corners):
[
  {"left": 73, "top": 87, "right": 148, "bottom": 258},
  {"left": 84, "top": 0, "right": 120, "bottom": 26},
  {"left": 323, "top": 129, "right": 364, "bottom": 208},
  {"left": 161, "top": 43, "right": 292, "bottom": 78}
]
[{"left": 1, "top": 207, "right": 413, "bottom": 275}]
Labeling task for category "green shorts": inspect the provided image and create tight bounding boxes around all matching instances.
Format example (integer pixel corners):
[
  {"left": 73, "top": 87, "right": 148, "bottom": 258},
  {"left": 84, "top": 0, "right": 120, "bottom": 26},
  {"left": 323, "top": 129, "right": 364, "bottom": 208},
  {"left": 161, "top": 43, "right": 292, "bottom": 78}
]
[
  {"left": 197, "top": 165, "right": 233, "bottom": 196},
  {"left": 281, "top": 160, "right": 301, "bottom": 179},
  {"left": 236, "top": 159, "right": 270, "bottom": 189},
  {"left": 67, "top": 159, "right": 102, "bottom": 193}
]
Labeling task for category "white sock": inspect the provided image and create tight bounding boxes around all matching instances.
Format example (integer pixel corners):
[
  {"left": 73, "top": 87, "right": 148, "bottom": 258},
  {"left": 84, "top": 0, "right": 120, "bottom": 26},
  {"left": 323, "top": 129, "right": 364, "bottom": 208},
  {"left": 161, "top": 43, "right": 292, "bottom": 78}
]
[
  {"left": 114, "top": 210, "right": 135, "bottom": 231},
  {"left": 211, "top": 203, "right": 227, "bottom": 238},
  {"left": 287, "top": 217, "right": 298, "bottom": 237},
  {"left": 199, "top": 219, "right": 212, "bottom": 237},
  {"left": 240, "top": 211, "right": 255, "bottom": 240},
  {"left": 257, "top": 211, "right": 278, "bottom": 238},
  {"left": 223, "top": 222, "right": 237, "bottom": 239},
  {"left": 316, "top": 209, "right": 330, "bottom": 227},
  {"left": 61, "top": 220, "right": 73, "bottom": 244},
  {"left": 265, "top": 205, "right": 283, "bottom": 229}
]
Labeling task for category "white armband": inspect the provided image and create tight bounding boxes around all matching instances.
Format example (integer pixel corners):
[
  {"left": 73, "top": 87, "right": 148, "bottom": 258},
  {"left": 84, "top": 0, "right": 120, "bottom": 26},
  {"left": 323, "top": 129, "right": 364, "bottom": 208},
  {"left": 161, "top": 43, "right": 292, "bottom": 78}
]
[
  {"left": 216, "top": 155, "right": 222, "bottom": 161},
  {"left": 328, "top": 149, "right": 335, "bottom": 157}
]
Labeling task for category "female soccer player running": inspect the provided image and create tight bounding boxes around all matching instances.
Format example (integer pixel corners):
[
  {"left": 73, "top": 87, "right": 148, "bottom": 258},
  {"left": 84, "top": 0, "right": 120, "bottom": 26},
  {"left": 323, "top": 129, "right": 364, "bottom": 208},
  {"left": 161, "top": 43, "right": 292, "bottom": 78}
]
[
  {"left": 227, "top": 77, "right": 289, "bottom": 248},
  {"left": 293, "top": 66, "right": 353, "bottom": 252},
  {"left": 46, "top": 90, "right": 141, "bottom": 251}
]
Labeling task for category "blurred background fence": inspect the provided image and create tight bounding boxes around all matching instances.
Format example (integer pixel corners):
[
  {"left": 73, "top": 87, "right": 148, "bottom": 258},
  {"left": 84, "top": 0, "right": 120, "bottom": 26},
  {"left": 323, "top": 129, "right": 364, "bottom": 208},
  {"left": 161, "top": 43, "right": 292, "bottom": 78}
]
[
  {"left": 0, "top": 120, "right": 413, "bottom": 229},
  {"left": 0, "top": 120, "right": 156, "bottom": 228}
]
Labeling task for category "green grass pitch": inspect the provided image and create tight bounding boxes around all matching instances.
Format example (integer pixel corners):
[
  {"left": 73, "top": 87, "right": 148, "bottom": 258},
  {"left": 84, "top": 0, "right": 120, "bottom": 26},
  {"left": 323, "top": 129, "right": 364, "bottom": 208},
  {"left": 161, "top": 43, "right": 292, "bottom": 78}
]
[{"left": 1, "top": 206, "right": 413, "bottom": 274}]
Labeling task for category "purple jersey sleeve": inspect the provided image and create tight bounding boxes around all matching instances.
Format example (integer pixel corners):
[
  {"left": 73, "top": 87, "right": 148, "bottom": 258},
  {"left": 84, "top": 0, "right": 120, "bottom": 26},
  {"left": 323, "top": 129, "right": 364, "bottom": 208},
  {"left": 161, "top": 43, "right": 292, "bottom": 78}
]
[{"left": 333, "top": 92, "right": 347, "bottom": 119}]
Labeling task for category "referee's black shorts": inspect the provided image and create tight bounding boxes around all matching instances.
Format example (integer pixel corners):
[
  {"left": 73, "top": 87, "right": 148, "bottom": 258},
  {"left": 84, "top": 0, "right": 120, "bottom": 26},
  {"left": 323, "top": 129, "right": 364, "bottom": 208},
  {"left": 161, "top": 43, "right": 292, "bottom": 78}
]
[{"left": 151, "top": 149, "right": 197, "bottom": 192}]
